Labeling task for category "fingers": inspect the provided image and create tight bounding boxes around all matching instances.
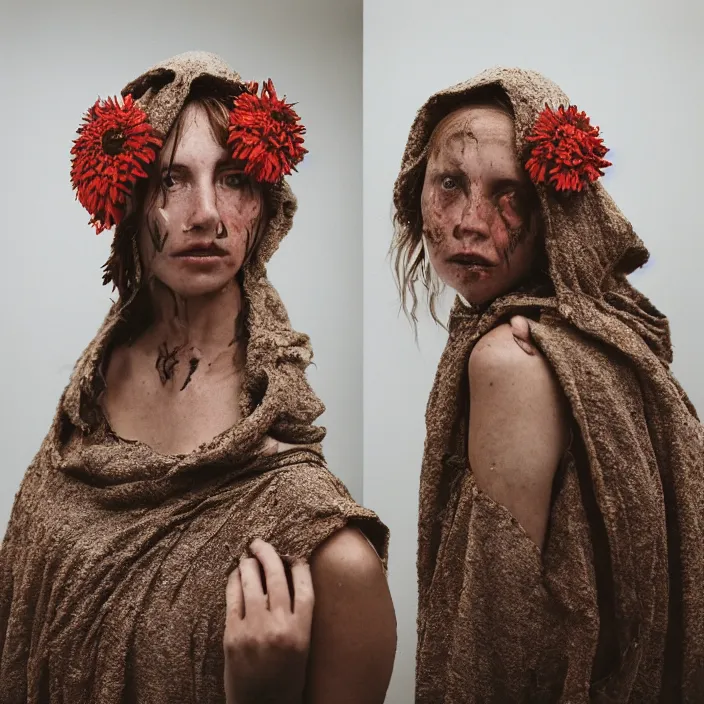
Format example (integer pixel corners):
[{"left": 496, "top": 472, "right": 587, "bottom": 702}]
[
  {"left": 225, "top": 567, "right": 244, "bottom": 624},
  {"left": 290, "top": 559, "right": 315, "bottom": 623},
  {"left": 509, "top": 315, "right": 536, "bottom": 356},
  {"left": 238, "top": 553, "right": 268, "bottom": 615},
  {"left": 230, "top": 541, "right": 314, "bottom": 625},
  {"left": 249, "top": 539, "right": 292, "bottom": 614}
]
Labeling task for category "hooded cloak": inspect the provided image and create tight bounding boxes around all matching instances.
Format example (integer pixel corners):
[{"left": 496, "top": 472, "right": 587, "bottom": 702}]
[
  {"left": 0, "top": 52, "right": 388, "bottom": 703},
  {"left": 394, "top": 68, "right": 704, "bottom": 702}
]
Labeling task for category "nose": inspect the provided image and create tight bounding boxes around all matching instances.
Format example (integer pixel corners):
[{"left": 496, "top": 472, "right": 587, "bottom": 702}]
[
  {"left": 453, "top": 190, "right": 491, "bottom": 242},
  {"left": 183, "top": 181, "right": 220, "bottom": 233}
]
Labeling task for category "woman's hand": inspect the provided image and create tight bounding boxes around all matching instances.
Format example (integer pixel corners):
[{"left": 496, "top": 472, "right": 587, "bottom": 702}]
[
  {"left": 224, "top": 539, "right": 315, "bottom": 704},
  {"left": 509, "top": 315, "right": 537, "bottom": 355}
]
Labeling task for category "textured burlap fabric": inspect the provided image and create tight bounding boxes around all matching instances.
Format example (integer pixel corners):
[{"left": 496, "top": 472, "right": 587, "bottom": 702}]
[
  {"left": 394, "top": 68, "right": 704, "bottom": 702},
  {"left": 0, "top": 52, "right": 388, "bottom": 703}
]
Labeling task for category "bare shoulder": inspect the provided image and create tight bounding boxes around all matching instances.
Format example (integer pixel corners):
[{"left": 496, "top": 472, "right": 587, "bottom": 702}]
[
  {"left": 309, "top": 526, "right": 383, "bottom": 581},
  {"left": 468, "top": 321, "right": 564, "bottom": 407},
  {"left": 467, "top": 322, "right": 570, "bottom": 547},
  {"left": 470, "top": 318, "right": 541, "bottom": 373},
  {"left": 468, "top": 320, "right": 569, "bottom": 444},
  {"left": 305, "top": 526, "right": 395, "bottom": 703}
]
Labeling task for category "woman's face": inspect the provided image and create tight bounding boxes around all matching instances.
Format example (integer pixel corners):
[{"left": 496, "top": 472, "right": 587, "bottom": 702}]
[
  {"left": 137, "top": 102, "right": 264, "bottom": 299},
  {"left": 420, "top": 104, "right": 540, "bottom": 306}
]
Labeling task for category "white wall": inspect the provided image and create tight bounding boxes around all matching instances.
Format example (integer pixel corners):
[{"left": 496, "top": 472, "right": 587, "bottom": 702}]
[
  {"left": 3, "top": 0, "right": 703, "bottom": 698},
  {"left": 0, "top": 0, "right": 363, "bottom": 536},
  {"left": 363, "top": 0, "right": 704, "bottom": 701}
]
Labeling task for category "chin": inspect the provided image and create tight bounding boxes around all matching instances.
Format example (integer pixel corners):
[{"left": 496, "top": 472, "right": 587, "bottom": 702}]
[{"left": 157, "top": 272, "right": 239, "bottom": 300}]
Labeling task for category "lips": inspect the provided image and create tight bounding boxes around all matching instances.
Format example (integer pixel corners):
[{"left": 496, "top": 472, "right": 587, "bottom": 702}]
[
  {"left": 173, "top": 243, "right": 225, "bottom": 257},
  {"left": 448, "top": 253, "right": 495, "bottom": 267}
]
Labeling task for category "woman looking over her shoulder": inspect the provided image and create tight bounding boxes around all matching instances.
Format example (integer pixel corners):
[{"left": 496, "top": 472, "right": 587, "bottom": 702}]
[
  {"left": 392, "top": 71, "right": 704, "bottom": 702},
  {"left": 0, "top": 51, "right": 395, "bottom": 704}
]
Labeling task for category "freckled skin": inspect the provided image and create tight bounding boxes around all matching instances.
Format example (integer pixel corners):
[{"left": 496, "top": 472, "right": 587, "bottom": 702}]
[
  {"left": 421, "top": 105, "right": 540, "bottom": 305},
  {"left": 425, "top": 109, "right": 569, "bottom": 555},
  {"left": 126, "top": 102, "right": 267, "bottom": 391},
  {"left": 138, "top": 102, "right": 265, "bottom": 301},
  {"left": 101, "top": 103, "right": 264, "bottom": 451}
]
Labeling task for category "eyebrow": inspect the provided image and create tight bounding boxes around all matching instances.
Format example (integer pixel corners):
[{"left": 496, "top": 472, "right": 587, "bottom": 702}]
[
  {"left": 440, "top": 155, "right": 466, "bottom": 171},
  {"left": 429, "top": 155, "right": 523, "bottom": 183},
  {"left": 428, "top": 147, "right": 466, "bottom": 170}
]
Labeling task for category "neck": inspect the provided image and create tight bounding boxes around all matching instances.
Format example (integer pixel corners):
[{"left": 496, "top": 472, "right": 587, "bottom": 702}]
[{"left": 146, "top": 278, "right": 244, "bottom": 356}]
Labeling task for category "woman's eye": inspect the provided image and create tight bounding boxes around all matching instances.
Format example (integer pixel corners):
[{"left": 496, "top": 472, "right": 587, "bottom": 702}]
[
  {"left": 441, "top": 176, "right": 457, "bottom": 191},
  {"left": 223, "top": 172, "right": 247, "bottom": 189},
  {"left": 162, "top": 172, "right": 177, "bottom": 189}
]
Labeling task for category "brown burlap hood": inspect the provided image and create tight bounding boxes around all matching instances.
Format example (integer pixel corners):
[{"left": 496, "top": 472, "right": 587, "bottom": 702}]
[
  {"left": 395, "top": 68, "right": 704, "bottom": 702},
  {"left": 0, "top": 52, "right": 388, "bottom": 703}
]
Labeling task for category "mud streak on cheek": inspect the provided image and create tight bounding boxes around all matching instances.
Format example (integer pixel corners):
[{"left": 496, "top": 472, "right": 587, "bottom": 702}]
[
  {"left": 490, "top": 198, "right": 526, "bottom": 266},
  {"left": 494, "top": 224, "right": 526, "bottom": 268},
  {"left": 146, "top": 208, "right": 170, "bottom": 254},
  {"left": 226, "top": 196, "right": 264, "bottom": 254},
  {"left": 421, "top": 188, "right": 449, "bottom": 244}
]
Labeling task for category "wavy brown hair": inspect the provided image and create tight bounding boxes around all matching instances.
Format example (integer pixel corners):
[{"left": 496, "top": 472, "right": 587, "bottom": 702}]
[{"left": 390, "top": 85, "right": 545, "bottom": 331}]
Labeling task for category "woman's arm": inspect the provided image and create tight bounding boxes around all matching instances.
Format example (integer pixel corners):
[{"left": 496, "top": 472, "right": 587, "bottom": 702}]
[
  {"left": 468, "top": 321, "right": 570, "bottom": 549},
  {"left": 304, "top": 526, "right": 397, "bottom": 703},
  {"left": 223, "top": 529, "right": 396, "bottom": 704}
]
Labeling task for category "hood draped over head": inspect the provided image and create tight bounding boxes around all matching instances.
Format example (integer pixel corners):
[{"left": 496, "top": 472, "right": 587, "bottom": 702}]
[
  {"left": 394, "top": 66, "right": 672, "bottom": 363},
  {"left": 396, "top": 67, "right": 704, "bottom": 702},
  {"left": 0, "top": 52, "right": 388, "bottom": 703},
  {"left": 66, "top": 50, "right": 325, "bottom": 457}
]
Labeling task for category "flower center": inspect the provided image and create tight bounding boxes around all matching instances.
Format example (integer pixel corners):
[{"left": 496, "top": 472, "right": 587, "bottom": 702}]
[
  {"left": 102, "top": 129, "right": 126, "bottom": 155},
  {"left": 271, "top": 110, "right": 294, "bottom": 124}
]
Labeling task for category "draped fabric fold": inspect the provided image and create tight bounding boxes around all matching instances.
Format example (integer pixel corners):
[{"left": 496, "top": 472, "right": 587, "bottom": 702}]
[
  {"left": 0, "top": 51, "right": 388, "bottom": 703},
  {"left": 393, "top": 68, "right": 704, "bottom": 702}
]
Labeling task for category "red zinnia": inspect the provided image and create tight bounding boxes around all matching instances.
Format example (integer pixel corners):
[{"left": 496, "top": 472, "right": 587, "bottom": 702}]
[
  {"left": 524, "top": 104, "right": 612, "bottom": 193},
  {"left": 227, "top": 79, "right": 307, "bottom": 184},
  {"left": 70, "top": 94, "right": 162, "bottom": 234}
]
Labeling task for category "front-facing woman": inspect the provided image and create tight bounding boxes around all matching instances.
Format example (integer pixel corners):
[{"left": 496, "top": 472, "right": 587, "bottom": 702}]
[
  {"left": 392, "top": 69, "right": 704, "bottom": 701},
  {"left": 0, "top": 52, "right": 396, "bottom": 704}
]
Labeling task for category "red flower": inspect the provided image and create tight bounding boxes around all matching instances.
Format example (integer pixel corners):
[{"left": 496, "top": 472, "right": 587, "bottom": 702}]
[
  {"left": 227, "top": 79, "right": 307, "bottom": 183},
  {"left": 70, "top": 94, "right": 162, "bottom": 234},
  {"left": 525, "top": 104, "right": 612, "bottom": 193}
]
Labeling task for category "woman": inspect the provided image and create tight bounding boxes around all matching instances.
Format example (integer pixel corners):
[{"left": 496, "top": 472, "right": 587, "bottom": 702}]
[
  {"left": 392, "top": 69, "right": 704, "bottom": 701},
  {"left": 0, "top": 51, "right": 396, "bottom": 703}
]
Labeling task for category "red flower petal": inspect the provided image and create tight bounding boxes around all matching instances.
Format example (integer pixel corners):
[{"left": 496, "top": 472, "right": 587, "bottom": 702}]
[
  {"left": 525, "top": 104, "right": 612, "bottom": 193},
  {"left": 70, "top": 94, "right": 163, "bottom": 234},
  {"left": 227, "top": 79, "right": 307, "bottom": 184}
]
